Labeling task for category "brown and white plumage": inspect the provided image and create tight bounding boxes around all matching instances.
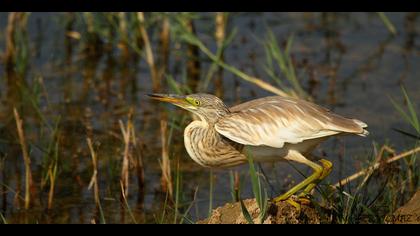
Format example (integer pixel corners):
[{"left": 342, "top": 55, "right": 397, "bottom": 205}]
[
  {"left": 149, "top": 93, "right": 369, "bottom": 205},
  {"left": 148, "top": 93, "right": 368, "bottom": 168},
  {"left": 216, "top": 96, "right": 368, "bottom": 149}
]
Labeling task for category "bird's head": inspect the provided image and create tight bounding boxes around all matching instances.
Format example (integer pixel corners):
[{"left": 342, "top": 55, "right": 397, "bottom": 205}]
[{"left": 148, "top": 93, "right": 230, "bottom": 123}]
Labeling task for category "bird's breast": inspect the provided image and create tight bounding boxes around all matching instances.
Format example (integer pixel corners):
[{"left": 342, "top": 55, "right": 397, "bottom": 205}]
[{"left": 184, "top": 121, "right": 247, "bottom": 168}]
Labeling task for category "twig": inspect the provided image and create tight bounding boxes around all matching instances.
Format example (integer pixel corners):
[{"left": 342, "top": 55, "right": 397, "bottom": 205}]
[
  {"left": 13, "top": 108, "right": 32, "bottom": 209},
  {"left": 333, "top": 146, "right": 420, "bottom": 188},
  {"left": 355, "top": 145, "right": 394, "bottom": 192}
]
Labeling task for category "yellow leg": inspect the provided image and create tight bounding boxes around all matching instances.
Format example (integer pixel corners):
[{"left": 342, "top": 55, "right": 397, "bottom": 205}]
[
  {"left": 298, "top": 159, "right": 333, "bottom": 200},
  {"left": 273, "top": 151, "right": 323, "bottom": 203},
  {"left": 286, "top": 198, "right": 301, "bottom": 212}
]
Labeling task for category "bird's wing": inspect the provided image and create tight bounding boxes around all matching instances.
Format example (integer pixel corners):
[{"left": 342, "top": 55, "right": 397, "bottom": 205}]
[{"left": 215, "top": 96, "right": 368, "bottom": 148}]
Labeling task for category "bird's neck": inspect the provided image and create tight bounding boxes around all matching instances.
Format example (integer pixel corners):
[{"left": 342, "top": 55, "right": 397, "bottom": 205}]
[
  {"left": 184, "top": 120, "right": 221, "bottom": 167},
  {"left": 194, "top": 106, "right": 230, "bottom": 124},
  {"left": 195, "top": 120, "right": 218, "bottom": 134}
]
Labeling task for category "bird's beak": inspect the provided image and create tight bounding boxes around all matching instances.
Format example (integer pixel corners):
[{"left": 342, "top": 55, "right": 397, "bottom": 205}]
[{"left": 147, "top": 93, "right": 190, "bottom": 108}]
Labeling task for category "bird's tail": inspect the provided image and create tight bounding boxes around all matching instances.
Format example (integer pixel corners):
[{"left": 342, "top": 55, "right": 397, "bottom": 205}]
[{"left": 352, "top": 119, "right": 369, "bottom": 137}]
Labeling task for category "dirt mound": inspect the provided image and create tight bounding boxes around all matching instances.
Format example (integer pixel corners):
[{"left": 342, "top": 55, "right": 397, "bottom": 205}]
[
  {"left": 386, "top": 189, "right": 420, "bottom": 224},
  {"left": 197, "top": 198, "right": 328, "bottom": 224}
]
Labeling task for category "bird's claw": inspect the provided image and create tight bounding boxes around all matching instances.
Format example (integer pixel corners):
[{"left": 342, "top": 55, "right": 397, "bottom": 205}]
[
  {"left": 273, "top": 195, "right": 311, "bottom": 212},
  {"left": 297, "top": 195, "right": 312, "bottom": 205},
  {"left": 285, "top": 198, "right": 301, "bottom": 212}
]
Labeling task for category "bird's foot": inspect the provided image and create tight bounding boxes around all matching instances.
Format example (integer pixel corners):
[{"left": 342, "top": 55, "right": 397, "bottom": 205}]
[
  {"left": 285, "top": 197, "right": 301, "bottom": 212},
  {"left": 296, "top": 195, "right": 312, "bottom": 205},
  {"left": 273, "top": 195, "right": 311, "bottom": 212}
]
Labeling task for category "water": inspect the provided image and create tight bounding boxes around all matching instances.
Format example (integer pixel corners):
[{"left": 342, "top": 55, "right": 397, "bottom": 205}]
[{"left": 0, "top": 12, "right": 419, "bottom": 223}]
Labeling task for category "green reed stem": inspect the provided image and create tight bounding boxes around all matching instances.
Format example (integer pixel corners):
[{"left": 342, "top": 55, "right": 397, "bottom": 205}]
[
  {"left": 174, "top": 159, "right": 181, "bottom": 224},
  {"left": 377, "top": 12, "right": 397, "bottom": 36}
]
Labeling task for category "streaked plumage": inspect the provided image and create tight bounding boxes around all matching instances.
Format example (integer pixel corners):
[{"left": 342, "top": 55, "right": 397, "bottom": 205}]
[
  {"left": 148, "top": 93, "right": 368, "bottom": 205},
  {"left": 149, "top": 93, "right": 368, "bottom": 168},
  {"left": 217, "top": 96, "right": 368, "bottom": 149}
]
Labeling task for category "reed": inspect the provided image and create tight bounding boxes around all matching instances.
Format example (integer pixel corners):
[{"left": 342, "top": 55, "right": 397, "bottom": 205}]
[
  {"left": 334, "top": 146, "right": 420, "bottom": 188},
  {"left": 264, "top": 30, "right": 306, "bottom": 98},
  {"left": 5, "top": 13, "right": 18, "bottom": 72},
  {"left": 47, "top": 138, "right": 59, "bottom": 210},
  {"left": 120, "top": 181, "right": 138, "bottom": 224},
  {"left": 184, "top": 18, "right": 201, "bottom": 92},
  {"left": 173, "top": 158, "right": 181, "bottom": 224},
  {"left": 137, "top": 12, "right": 160, "bottom": 92},
  {"left": 128, "top": 114, "right": 145, "bottom": 203},
  {"left": 0, "top": 212, "right": 6, "bottom": 224},
  {"left": 87, "top": 138, "right": 99, "bottom": 206},
  {"left": 86, "top": 137, "right": 105, "bottom": 223},
  {"left": 389, "top": 87, "right": 419, "bottom": 195},
  {"left": 390, "top": 87, "right": 419, "bottom": 134},
  {"left": 0, "top": 12, "right": 417, "bottom": 224},
  {"left": 208, "top": 170, "right": 214, "bottom": 217},
  {"left": 13, "top": 108, "right": 33, "bottom": 210},
  {"left": 5, "top": 12, "right": 30, "bottom": 100},
  {"left": 160, "top": 116, "right": 173, "bottom": 198},
  {"left": 118, "top": 12, "right": 130, "bottom": 60},
  {"left": 158, "top": 15, "right": 170, "bottom": 78},
  {"left": 213, "top": 12, "right": 227, "bottom": 98},
  {"left": 119, "top": 119, "right": 131, "bottom": 198},
  {"left": 377, "top": 12, "right": 397, "bottom": 36},
  {"left": 178, "top": 25, "right": 290, "bottom": 97},
  {"left": 0, "top": 156, "right": 6, "bottom": 215},
  {"left": 229, "top": 170, "right": 240, "bottom": 202}
]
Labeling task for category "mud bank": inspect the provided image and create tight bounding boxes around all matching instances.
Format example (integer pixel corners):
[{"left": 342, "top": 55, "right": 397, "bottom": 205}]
[{"left": 197, "top": 198, "right": 330, "bottom": 224}]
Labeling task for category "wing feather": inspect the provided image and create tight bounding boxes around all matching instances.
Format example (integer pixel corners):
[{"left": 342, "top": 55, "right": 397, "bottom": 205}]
[{"left": 215, "top": 96, "right": 368, "bottom": 148}]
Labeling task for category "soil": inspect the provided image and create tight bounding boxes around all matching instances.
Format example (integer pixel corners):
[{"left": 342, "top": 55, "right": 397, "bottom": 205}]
[
  {"left": 197, "top": 197, "right": 329, "bottom": 224},
  {"left": 385, "top": 189, "right": 420, "bottom": 224},
  {"left": 198, "top": 189, "right": 420, "bottom": 224}
]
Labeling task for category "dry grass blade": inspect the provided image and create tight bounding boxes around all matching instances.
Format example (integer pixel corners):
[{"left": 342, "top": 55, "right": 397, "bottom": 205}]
[
  {"left": 377, "top": 12, "right": 397, "bottom": 35},
  {"left": 214, "top": 12, "right": 226, "bottom": 98},
  {"left": 5, "top": 13, "right": 18, "bottom": 66},
  {"left": 160, "top": 118, "right": 173, "bottom": 198},
  {"left": 47, "top": 169, "right": 55, "bottom": 210},
  {"left": 13, "top": 108, "right": 33, "bottom": 209},
  {"left": 334, "top": 146, "right": 420, "bottom": 188},
  {"left": 185, "top": 19, "right": 200, "bottom": 92},
  {"left": 119, "top": 119, "right": 131, "bottom": 198},
  {"left": 120, "top": 181, "right": 138, "bottom": 224},
  {"left": 128, "top": 116, "right": 145, "bottom": 200},
  {"left": 86, "top": 138, "right": 100, "bottom": 207},
  {"left": 137, "top": 12, "right": 159, "bottom": 92},
  {"left": 159, "top": 16, "right": 170, "bottom": 77}
]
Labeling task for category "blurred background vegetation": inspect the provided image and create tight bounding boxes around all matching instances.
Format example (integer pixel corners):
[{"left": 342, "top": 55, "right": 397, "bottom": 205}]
[{"left": 0, "top": 12, "right": 418, "bottom": 224}]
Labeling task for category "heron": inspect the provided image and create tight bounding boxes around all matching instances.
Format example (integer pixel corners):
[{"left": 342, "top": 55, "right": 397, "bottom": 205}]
[{"left": 148, "top": 93, "right": 368, "bottom": 207}]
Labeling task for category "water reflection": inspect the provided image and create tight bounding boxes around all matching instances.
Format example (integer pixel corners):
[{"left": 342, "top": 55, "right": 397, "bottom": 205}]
[{"left": 0, "top": 12, "right": 418, "bottom": 223}]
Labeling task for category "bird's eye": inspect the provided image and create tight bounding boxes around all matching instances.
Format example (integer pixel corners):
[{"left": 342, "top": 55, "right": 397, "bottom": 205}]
[{"left": 194, "top": 100, "right": 200, "bottom": 106}]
